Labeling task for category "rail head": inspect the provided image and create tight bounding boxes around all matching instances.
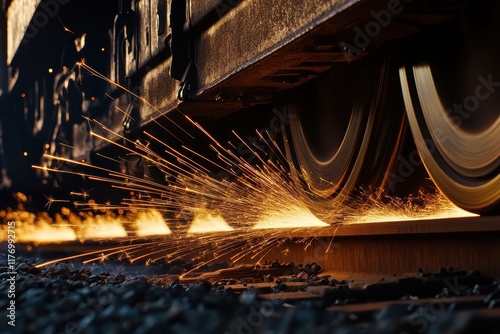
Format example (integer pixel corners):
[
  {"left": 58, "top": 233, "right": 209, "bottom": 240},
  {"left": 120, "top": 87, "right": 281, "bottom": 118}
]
[{"left": 277, "top": 216, "right": 500, "bottom": 238}]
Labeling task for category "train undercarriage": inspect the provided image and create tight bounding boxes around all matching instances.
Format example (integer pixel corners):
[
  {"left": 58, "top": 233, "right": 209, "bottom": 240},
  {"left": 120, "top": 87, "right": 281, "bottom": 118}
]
[{"left": 0, "top": 0, "right": 498, "bottom": 214}]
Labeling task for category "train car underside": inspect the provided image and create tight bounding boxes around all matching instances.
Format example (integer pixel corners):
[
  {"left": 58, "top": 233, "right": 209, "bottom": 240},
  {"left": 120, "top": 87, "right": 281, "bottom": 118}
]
[{"left": 0, "top": 0, "right": 498, "bottom": 214}]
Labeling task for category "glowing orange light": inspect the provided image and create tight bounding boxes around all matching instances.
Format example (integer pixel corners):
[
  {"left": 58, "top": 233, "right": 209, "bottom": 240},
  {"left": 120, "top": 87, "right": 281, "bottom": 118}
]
[
  {"left": 134, "top": 210, "right": 171, "bottom": 236},
  {"left": 350, "top": 192, "right": 477, "bottom": 224},
  {"left": 48, "top": 68, "right": 53, "bottom": 73},
  {"left": 61, "top": 207, "right": 71, "bottom": 216},
  {"left": 253, "top": 205, "right": 329, "bottom": 230},
  {"left": 101, "top": 47, "right": 105, "bottom": 52},
  {"left": 20, "top": 61, "right": 481, "bottom": 271},
  {"left": 21, "top": 93, "right": 26, "bottom": 98},
  {"left": 23, "top": 152, "right": 28, "bottom": 157},
  {"left": 188, "top": 211, "right": 234, "bottom": 234}
]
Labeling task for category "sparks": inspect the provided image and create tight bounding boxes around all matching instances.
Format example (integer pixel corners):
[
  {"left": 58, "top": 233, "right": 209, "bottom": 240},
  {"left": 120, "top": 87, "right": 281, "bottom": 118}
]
[{"left": 5, "top": 62, "right": 473, "bottom": 270}]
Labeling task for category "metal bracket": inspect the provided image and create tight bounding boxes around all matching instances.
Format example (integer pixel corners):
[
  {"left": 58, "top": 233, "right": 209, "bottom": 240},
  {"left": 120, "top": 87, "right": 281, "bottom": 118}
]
[
  {"left": 177, "top": 58, "right": 197, "bottom": 101},
  {"left": 122, "top": 100, "right": 140, "bottom": 135}
]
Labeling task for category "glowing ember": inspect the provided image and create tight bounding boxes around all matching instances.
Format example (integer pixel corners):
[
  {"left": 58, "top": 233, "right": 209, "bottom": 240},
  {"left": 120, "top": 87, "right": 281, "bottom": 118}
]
[
  {"left": 133, "top": 210, "right": 171, "bottom": 236},
  {"left": 347, "top": 191, "right": 478, "bottom": 224},
  {"left": 188, "top": 211, "right": 234, "bottom": 234},
  {"left": 0, "top": 204, "right": 174, "bottom": 243},
  {"left": 253, "top": 205, "right": 329, "bottom": 230},
  {"left": 0, "top": 208, "right": 76, "bottom": 244},
  {"left": 17, "top": 222, "right": 75, "bottom": 244},
  {"left": 76, "top": 214, "right": 128, "bottom": 240},
  {"left": 18, "top": 223, "right": 76, "bottom": 244}
]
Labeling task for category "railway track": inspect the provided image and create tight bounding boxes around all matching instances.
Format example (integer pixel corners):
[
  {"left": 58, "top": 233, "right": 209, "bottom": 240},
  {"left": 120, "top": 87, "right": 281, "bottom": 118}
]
[
  {"left": 4, "top": 216, "right": 500, "bottom": 333},
  {"left": 14, "top": 215, "right": 500, "bottom": 276}
]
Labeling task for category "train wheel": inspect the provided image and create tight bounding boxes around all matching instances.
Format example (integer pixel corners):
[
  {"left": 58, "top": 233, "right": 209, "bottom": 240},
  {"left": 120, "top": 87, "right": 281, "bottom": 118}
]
[
  {"left": 399, "top": 3, "right": 500, "bottom": 214},
  {"left": 283, "top": 55, "right": 406, "bottom": 218}
]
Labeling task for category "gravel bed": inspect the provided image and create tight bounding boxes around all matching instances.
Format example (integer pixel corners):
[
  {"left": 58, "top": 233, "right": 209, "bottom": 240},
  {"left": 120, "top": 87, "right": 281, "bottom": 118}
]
[{"left": 1, "top": 257, "right": 500, "bottom": 334}]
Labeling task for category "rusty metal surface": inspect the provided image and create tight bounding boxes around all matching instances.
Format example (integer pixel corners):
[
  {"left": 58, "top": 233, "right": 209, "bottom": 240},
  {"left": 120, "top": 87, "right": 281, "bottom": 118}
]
[
  {"left": 127, "top": 0, "right": 367, "bottom": 122},
  {"left": 135, "top": 0, "right": 427, "bottom": 119},
  {"left": 188, "top": 0, "right": 243, "bottom": 32},
  {"left": 140, "top": 58, "right": 179, "bottom": 119},
  {"left": 128, "top": 0, "right": 369, "bottom": 116},
  {"left": 150, "top": 0, "right": 169, "bottom": 57},
  {"left": 6, "top": 0, "right": 40, "bottom": 64},
  {"left": 117, "top": 0, "right": 364, "bottom": 125},
  {"left": 189, "top": 0, "right": 435, "bottom": 116},
  {"left": 137, "top": 0, "right": 153, "bottom": 69},
  {"left": 125, "top": 0, "right": 169, "bottom": 77},
  {"left": 189, "top": 0, "right": 229, "bottom": 24},
  {"left": 132, "top": 0, "right": 168, "bottom": 67},
  {"left": 195, "top": 0, "right": 358, "bottom": 95},
  {"left": 0, "top": 1, "right": 7, "bottom": 93}
]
